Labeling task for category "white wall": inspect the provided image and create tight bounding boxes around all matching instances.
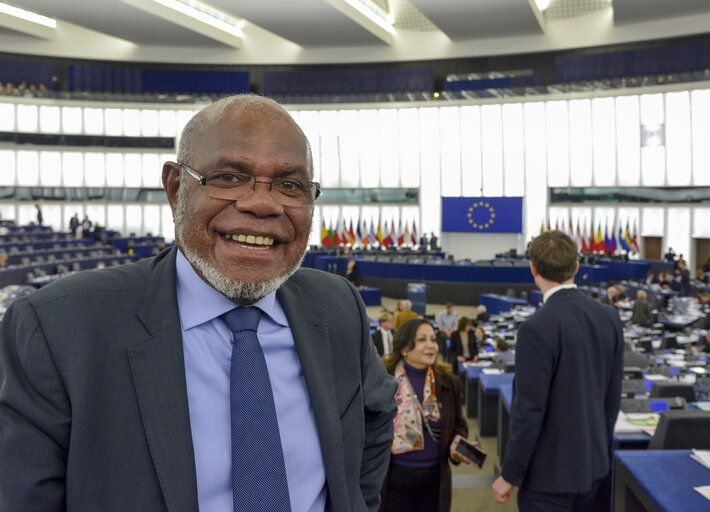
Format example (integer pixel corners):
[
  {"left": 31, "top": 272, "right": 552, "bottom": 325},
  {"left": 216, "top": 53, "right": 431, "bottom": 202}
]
[{"left": 441, "top": 233, "right": 521, "bottom": 261}]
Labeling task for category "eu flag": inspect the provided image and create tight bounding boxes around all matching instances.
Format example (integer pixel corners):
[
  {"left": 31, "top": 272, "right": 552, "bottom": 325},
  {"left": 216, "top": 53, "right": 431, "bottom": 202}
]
[{"left": 441, "top": 197, "right": 523, "bottom": 233}]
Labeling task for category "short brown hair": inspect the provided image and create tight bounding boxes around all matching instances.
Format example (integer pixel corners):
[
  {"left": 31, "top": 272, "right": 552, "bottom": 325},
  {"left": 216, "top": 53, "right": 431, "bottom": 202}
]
[
  {"left": 457, "top": 316, "right": 472, "bottom": 331},
  {"left": 528, "top": 231, "right": 578, "bottom": 283},
  {"left": 496, "top": 338, "right": 509, "bottom": 351}
]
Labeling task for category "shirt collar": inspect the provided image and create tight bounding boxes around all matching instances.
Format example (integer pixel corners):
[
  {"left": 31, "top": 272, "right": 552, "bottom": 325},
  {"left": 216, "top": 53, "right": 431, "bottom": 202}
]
[
  {"left": 175, "top": 249, "right": 288, "bottom": 330},
  {"left": 542, "top": 283, "right": 578, "bottom": 304}
]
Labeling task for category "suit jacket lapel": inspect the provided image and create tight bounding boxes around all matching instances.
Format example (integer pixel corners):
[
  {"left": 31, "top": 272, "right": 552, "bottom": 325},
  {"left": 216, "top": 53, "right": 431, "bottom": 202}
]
[
  {"left": 129, "top": 248, "right": 199, "bottom": 512},
  {"left": 278, "top": 280, "right": 350, "bottom": 511}
]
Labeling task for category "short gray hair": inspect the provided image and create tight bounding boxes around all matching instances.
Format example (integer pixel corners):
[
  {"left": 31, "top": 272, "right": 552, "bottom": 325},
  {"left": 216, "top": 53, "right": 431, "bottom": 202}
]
[{"left": 177, "top": 94, "right": 314, "bottom": 179}]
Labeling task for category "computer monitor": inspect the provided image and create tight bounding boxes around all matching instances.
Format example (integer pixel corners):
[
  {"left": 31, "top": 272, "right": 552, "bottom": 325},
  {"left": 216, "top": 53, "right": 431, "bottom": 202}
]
[
  {"left": 620, "top": 398, "right": 651, "bottom": 413},
  {"left": 649, "top": 382, "right": 697, "bottom": 403},
  {"left": 647, "top": 410, "right": 710, "bottom": 449},
  {"left": 660, "top": 334, "right": 679, "bottom": 350}
]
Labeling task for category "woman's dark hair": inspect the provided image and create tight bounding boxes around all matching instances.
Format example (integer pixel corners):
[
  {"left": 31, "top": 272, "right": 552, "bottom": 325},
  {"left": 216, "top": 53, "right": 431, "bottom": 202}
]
[
  {"left": 457, "top": 316, "right": 472, "bottom": 331},
  {"left": 382, "top": 318, "right": 451, "bottom": 376}
]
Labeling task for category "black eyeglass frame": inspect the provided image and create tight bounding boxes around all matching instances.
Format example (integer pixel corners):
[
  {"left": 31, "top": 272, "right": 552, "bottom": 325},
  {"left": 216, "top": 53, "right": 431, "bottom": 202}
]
[{"left": 177, "top": 161, "right": 321, "bottom": 203}]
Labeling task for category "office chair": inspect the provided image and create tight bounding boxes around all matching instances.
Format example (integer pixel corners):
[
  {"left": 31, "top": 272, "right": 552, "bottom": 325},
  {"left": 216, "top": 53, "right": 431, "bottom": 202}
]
[
  {"left": 620, "top": 398, "right": 651, "bottom": 413},
  {"left": 621, "top": 379, "right": 647, "bottom": 397},
  {"left": 647, "top": 410, "right": 710, "bottom": 449},
  {"left": 623, "top": 368, "right": 644, "bottom": 380},
  {"left": 649, "top": 382, "right": 697, "bottom": 403}
]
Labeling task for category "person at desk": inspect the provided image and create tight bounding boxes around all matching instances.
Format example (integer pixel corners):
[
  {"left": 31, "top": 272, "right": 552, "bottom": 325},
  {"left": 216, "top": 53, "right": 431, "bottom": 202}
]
[
  {"left": 380, "top": 318, "right": 473, "bottom": 512},
  {"left": 373, "top": 312, "right": 396, "bottom": 357},
  {"left": 450, "top": 316, "right": 477, "bottom": 363},
  {"left": 623, "top": 341, "right": 650, "bottom": 369},
  {"left": 676, "top": 260, "right": 691, "bottom": 296},
  {"left": 394, "top": 299, "right": 419, "bottom": 329},
  {"left": 691, "top": 331, "right": 710, "bottom": 355},
  {"left": 436, "top": 303, "right": 458, "bottom": 340},
  {"left": 629, "top": 289, "right": 653, "bottom": 327},
  {"left": 492, "top": 230, "right": 624, "bottom": 511},
  {"left": 601, "top": 285, "right": 621, "bottom": 307},
  {"left": 476, "top": 305, "right": 491, "bottom": 323},
  {"left": 494, "top": 338, "right": 515, "bottom": 365},
  {"left": 0, "top": 95, "right": 398, "bottom": 512}
]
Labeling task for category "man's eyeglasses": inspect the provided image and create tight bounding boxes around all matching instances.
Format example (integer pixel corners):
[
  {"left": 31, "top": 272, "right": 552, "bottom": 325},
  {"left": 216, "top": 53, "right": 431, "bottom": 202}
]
[{"left": 178, "top": 162, "right": 321, "bottom": 207}]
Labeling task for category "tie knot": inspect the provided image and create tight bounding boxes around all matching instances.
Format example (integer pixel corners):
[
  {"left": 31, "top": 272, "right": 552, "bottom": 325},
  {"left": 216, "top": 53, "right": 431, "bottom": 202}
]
[{"left": 220, "top": 306, "right": 263, "bottom": 334}]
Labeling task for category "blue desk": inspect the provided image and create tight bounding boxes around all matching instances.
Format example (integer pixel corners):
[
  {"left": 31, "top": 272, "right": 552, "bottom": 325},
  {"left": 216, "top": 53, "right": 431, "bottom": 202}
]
[
  {"left": 464, "top": 365, "right": 487, "bottom": 418},
  {"left": 358, "top": 287, "right": 381, "bottom": 306},
  {"left": 614, "top": 450, "right": 710, "bottom": 512},
  {"left": 478, "top": 373, "right": 515, "bottom": 437},
  {"left": 497, "top": 383, "right": 513, "bottom": 461},
  {"left": 479, "top": 294, "right": 527, "bottom": 315}
]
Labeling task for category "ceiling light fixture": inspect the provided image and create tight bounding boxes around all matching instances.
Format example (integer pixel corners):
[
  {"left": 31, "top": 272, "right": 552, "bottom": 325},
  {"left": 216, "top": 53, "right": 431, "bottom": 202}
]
[
  {"left": 534, "top": 0, "right": 551, "bottom": 11},
  {"left": 151, "top": 0, "right": 243, "bottom": 36},
  {"left": 0, "top": 1, "right": 56, "bottom": 29},
  {"left": 340, "top": 0, "right": 395, "bottom": 34}
]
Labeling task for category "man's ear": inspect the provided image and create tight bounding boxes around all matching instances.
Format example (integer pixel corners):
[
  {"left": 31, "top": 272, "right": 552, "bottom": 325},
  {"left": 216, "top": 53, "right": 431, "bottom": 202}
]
[
  {"left": 162, "top": 162, "right": 182, "bottom": 215},
  {"left": 529, "top": 261, "right": 538, "bottom": 277}
]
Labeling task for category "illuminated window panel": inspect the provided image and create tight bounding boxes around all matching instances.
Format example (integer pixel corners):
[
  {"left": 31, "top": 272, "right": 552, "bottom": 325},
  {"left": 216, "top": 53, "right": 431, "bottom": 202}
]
[
  {"left": 338, "top": 110, "right": 360, "bottom": 188},
  {"left": 105, "top": 109, "right": 123, "bottom": 136},
  {"left": 296, "top": 111, "right": 321, "bottom": 184},
  {"left": 666, "top": 208, "right": 690, "bottom": 264},
  {"left": 161, "top": 153, "right": 177, "bottom": 166},
  {"left": 398, "top": 108, "right": 420, "bottom": 188},
  {"left": 61, "top": 107, "right": 82, "bottom": 134},
  {"left": 161, "top": 205, "right": 174, "bottom": 242},
  {"left": 460, "top": 106, "right": 482, "bottom": 196},
  {"left": 107, "top": 205, "right": 125, "bottom": 234},
  {"left": 141, "top": 110, "right": 160, "bottom": 137},
  {"left": 567, "top": 99, "right": 593, "bottom": 187},
  {"left": 691, "top": 90, "right": 710, "bottom": 186},
  {"left": 39, "top": 106, "right": 61, "bottom": 133},
  {"left": 0, "top": 150, "right": 16, "bottom": 186},
  {"left": 142, "top": 154, "right": 161, "bottom": 188},
  {"left": 106, "top": 153, "right": 124, "bottom": 187},
  {"left": 84, "top": 108, "right": 104, "bottom": 135},
  {"left": 16, "top": 105, "right": 38, "bottom": 132},
  {"left": 548, "top": 207, "right": 569, "bottom": 231},
  {"left": 318, "top": 110, "right": 340, "bottom": 188},
  {"left": 379, "top": 109, "right": 400, "bottom": 188},
  {"left": 124, "top": 154, "right": 143, "bottom": 187},
  {"left": 39, "top": 151, "right": 62, "bottom": 187},
  {"left": 125, "top": 205, "right": 143, "bottom": 235},
  {"left": 0, "top": 103, "right": 15, "bottom": 131},
  {"left": 665, "top": 92, "right": 692, "bottom": 186},
  {"left": 591, "top": 98, "right": 616, "bottom": 186},
  {"left": 641, "top": 208, "right": 664, "bottom": 236},
  {"left": 693, "top": 208, "right": 710, "bottom": 238},
  {"left": 122, "top": 109, "right": 141, "bottom": 137},
  {"left": 0, "top": 204, "right": 16, "bottom": 222},
  {"left": 86, "top": 205, "right": 106, "bottom": 228},
  {"left": 42, "top": 204, "right": 62, "bottom": 233},
  {"left": 159, "top": 110, "right": 177, "bottom": 138},
  {"left": 615, "top": 96, "right": 641, "bottom": 186},
  {"left": 401, "top": 206, "right": 420, "bottom": 242},
  {"left": 16, "top": 150, "right": 39, "bottom": 186},
  {"left": 502, "top": 103, "right": 524, "bottom": 196},
  {"left": 481, "top": 104, "right": 503, "bottom": 196},
  {"left": 358, "top": 109, "right": 380, "bottom": 188},
  {"left": 641, "top": 146, "right": 665, "bottom": 186},
  {"left": 17, "top": 204, "right": 36, "bottom": 226},
  {"left": 143, "top": 205, "right": 160, "bottom": 236},
  {"left": 439, "top": 107, "right": 462, "bottom": 197},
  {"left": 571, "top": 207, "right": 593, "bottom": 242},
  {"left": 640, "top": 93, "right": 664, "bottom": 126},
  {"left": 523, "top": 102, "right": 547, "bottom": 241},
  {"left": 84, "top": 153, "right": 106, "bottom": 187},
  {"left": 418, "top": 108, "right": 441, "bottom": 235},
  {"left": 62, "top": 152, "right": 84, "bottom": 187},
  {"left": 545, "top": 101, "right": 569, "bottom": 187}
]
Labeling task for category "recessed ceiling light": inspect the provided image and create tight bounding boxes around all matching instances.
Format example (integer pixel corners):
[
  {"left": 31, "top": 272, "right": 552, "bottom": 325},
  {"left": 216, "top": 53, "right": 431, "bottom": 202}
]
[{"left": 0, "top": 1, "right": 56, "bottom": 29}]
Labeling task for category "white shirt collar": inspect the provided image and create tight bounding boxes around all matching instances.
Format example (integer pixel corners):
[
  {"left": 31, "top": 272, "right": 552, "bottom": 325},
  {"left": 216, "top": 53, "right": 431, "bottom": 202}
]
[{"left": 542, "top": 283, "right": 578, "bottom": 304}]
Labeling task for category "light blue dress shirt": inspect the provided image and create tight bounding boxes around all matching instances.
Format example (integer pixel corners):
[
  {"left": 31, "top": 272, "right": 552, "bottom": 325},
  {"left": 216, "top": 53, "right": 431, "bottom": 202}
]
[{"left": 175, "top": 251, "right": 326, "bottom": 512}]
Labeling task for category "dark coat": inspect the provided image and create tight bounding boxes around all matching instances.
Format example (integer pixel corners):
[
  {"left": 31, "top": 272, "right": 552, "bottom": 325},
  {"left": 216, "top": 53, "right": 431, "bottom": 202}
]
[
  {"left": 630, "top": 298, "right": 653, "bottom": 327},
  {"left": 380, "top": 371, "right": 468, "bottom": 512},
  {"left": 449, "top": 330, "right": 478, "bottom": 361},
  {"left": 501, "top": 288, "right": 624, "bottom": 494},
  {"left": 372, "top": 328, "right": 394, "bottom": 357}
]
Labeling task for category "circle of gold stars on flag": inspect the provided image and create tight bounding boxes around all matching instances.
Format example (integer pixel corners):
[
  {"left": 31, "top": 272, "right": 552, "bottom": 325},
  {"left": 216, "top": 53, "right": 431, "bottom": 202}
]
[{"left": 467, "top": 202, "right": 496, "bottom": 230}]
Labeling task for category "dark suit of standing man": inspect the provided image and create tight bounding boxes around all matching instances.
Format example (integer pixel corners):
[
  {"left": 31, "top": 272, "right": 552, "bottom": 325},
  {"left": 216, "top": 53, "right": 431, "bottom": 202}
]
[
  {"left": 492, "top": 231, "right": 624, "bottom": 511},
  {"left": 0, "top": 95, "right": 397, "bottom": 512},
  {"left": 372, "top": 312, "right": 395, "bottom": 357}
]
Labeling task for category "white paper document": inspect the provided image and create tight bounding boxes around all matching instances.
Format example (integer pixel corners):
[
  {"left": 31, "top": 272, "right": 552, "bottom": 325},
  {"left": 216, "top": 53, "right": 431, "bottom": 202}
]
[
  {"left": 691, "top": 449, "right": 710, "bottom": 470},
  {"left": 694, "top": 485, "right": 710, "bottom": 501}
]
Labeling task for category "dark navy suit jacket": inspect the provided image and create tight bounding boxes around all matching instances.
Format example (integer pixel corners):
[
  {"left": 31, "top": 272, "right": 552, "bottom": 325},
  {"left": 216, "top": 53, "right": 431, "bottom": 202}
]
[{"left": 501, "top": 287, "right": 624, "bottom": 494}]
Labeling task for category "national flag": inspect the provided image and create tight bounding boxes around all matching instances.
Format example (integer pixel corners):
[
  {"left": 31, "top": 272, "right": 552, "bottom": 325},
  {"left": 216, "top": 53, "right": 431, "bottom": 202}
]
[
  {"left": 376, "top": 220, "right": 384, "bottom": 246},
  {"left": 320, "top": 220, "right": 332, "bottom": 247},
  {"left": 589, "top": 225, "right": 596, "bottom": 253},
  {"left": 397, "top": 219, "right": 405, "bottom": 247},
  {"left": 369, "top": 220, "right": 377, "bottom": 246},
  {"left": 581, "top": 222, "right": 589, "bottom": 253},
  {"left": 610, "top": 226, "right": 617, "bottom": 254},
  {"left": 546, "top": 217, "right": 551, "bottom": 232},
  {"left": 333, "top": 218, "right": 342, "bottom": 246},
  {"left": 618, "top": 224, "right": 629, "bottom": 252},
  {"left": 347, "top": 220, "right": 355, "bottom": 246},
  {"left": 411, "top": 220, "right": 418, "bottom": 246},
  {"left": 540, "top": 220, "right": 545, "bottom": 234},
  {"left": 625, "top": 221, "right": 633, "bottom": 251},
  {"left": 361, "top": 219, "right": 369, "bottom": 247},
  {"left": 338, "top": 218, "right": 348, "bottom": 246},
  {"left": 595, "top": 225, "right": 604, "bottom": 253},
  {"left": 630, "top": 221, "right": 640, "bottom": 253},
  {"left": 403, "top": 221, "right": 411, "bottom": 247}
]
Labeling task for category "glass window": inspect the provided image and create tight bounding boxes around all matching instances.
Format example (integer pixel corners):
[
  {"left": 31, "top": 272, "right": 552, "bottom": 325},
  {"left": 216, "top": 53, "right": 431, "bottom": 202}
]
[
  {"left": 84, "top": 153, "right": 106, "bottom": 187},
  {"left": 318, "top": 110, "right": 340, "bottom": 188},
  {"left": 523, "top": 102, "right": 547, "bottom": 242},
  {"left": 418, "top": 108, "right": 441, "bottom": 236},
  {"left": 398, "top": 108, "right": 420, "bottom": 188},
  {"left": 141, "top": 110, "right": 160, "bottom": 137},
  {"left": 142, "top": 154, "right": 161, "bottom": 188},
  {"left": 481, "top": 104, "right": 503, "bottom": 196},
  {"left": 106, "top": 153, "right": 124, "bottom": 187},
  {"left": 16, "top": 105, "right": 38, "bottom": 132},
  {"left": 358, "top": 109, "right": 380, "bottom": 188},
  {"left": 338, "top": 110, "right": 360, "bottom": 188},
  {"left": 665, "top": 92, "right": 692, "bottom": 186},
  {"left": 105, "top": 108, "right": 123, "bottom": 136},
  {"left": 616, "top": 96, "right": 641, "bottom": 186},
  {"left": 122, "top": 109, "right": 141, "bottom": 137},
  {"left": 439, "top": 106, "right": 462, "bottom": 197},
  {"left": 0, "top": 103, "right": 15, "bottom": 131},
  {"left": 39, "top": 151, "right": 62, "bottom": 186},
  {"left": 61, "top": 107, "right": 82, "bottom": 134},
  {"left": 39, "top": 106, "right": 61, "bottom": 133},
  {"left": 379, "top": 109, "right": 400, "bottom": 188},
  {"left": 502, "top": 103, "right": 524, "bottom": 196},
  {"left": 143, "top": 205, "right": 160, "bottom": 236},
  {"left": 84, "top": 108, "right": 104, "bottom": 135},
  {"left": 641, "top": 208, "right": 664, "bottom": 237},
  {"left": 0, "top": 150, "right": 16, "bottom": 186},
  {"left": 125, "top": 205, "right": 143, "bottom": 235},
  {"left": 691, "top": 90, "right": 710, "bottom": 186},
  {"left": 124, "top": 154, "right": 143, "bottom": 187},
  {"left": 17, "top": 151, "right": 39, "bottom": 186},
  {"left": 591, "top": 98, "right": 616, "bottom": 186},
  {"left": 62, "top": 152, "right": 84, "bottom": 187},
  {"left": 159, "top": 110, "right": 177, "bottom": 137},
  {"left": 107, "top": 205, "right": 124, "bottom": 234},
  {"left": 161, "top": 205, "right": 174, "bottom": 242},
  {"left": 545, "top": 101, "right": 569, "bottom": 187},
  {"left": 666, "top": 208, "right": 690, "bottom": 263}
]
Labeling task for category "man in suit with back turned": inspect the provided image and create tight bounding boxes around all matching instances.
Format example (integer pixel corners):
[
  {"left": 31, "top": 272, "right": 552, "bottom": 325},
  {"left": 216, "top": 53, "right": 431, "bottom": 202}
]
[
  {"left": 492, "top": 230, "right": 624, "bottom": 511},
  {"left": 0, "top": 94, "right": 398, "bottom": 512}
]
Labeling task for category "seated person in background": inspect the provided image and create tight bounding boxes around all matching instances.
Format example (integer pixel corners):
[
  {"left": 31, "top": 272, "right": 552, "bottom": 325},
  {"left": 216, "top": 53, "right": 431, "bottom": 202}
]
[
  {"left": 494, "top": 338, "right": 515, "bottom": 365},
  {"left": 697, "top": 290, "right": 710, "bottom": 306},
  {"left": 475, "top": 305, "right": 490, "bottom": 323},
  {"left": 472, "top": 325, "right": 488, "bottom": 350},
  {"left": 0, "top": 251, "right": 7, "bottom": 268},
  {"left": 629, "top": 290, "right": 653, "bottom": 327},
  {"left": 373, "top": 312, "right": 395, "bottom": 357},
  {"left": 623, "top": 340, "right": 650, "bottom": 369},
  {"left": 601, "top": 285, "right": 628, "bottom": 308},
  {"left": 645, "top": 271, "right": 659, "bottom": 286},
  {"left": 691, "top": 331, "right": 710, "bottom": 354},
  {"left": 695, "top": 269, "right": 708, "bottom": 285},
  {"left": 394, "top": 299, "right": 419, "bottom": 329},
  {"left": 450, "top": 317, "right": 477, "bottom": 363},
  {"left": 436, "top": 303, "right": 458, "bottom": 340}
]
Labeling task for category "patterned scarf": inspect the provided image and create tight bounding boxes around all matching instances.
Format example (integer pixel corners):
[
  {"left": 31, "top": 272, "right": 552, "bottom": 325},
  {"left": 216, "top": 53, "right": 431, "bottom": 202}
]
[{"left": 391, "top": 360, "right": 441, "bottom": 454}]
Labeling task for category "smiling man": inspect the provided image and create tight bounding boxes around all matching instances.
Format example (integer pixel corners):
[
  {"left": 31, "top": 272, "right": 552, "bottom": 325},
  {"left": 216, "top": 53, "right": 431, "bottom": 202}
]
[{"left": 0, "top": 95, "right": 397, "bottom": 512}]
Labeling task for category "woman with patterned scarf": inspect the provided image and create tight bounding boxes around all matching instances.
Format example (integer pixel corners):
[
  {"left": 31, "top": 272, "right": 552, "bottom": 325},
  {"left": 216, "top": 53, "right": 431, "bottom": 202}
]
[{"left": 379, "top": 318, "right": 473, "bottom": 512}]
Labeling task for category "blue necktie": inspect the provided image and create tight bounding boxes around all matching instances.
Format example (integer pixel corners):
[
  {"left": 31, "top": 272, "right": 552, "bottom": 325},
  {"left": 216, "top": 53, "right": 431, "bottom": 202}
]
[{"left": 221, "top": 307, "right": 291, "bottom": 512}]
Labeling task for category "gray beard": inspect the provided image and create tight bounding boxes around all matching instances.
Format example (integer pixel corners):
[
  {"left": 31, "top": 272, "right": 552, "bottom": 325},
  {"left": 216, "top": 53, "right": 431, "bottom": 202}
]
[{"left": 174, "top": 185, "right": 306, "bottom": 303}]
